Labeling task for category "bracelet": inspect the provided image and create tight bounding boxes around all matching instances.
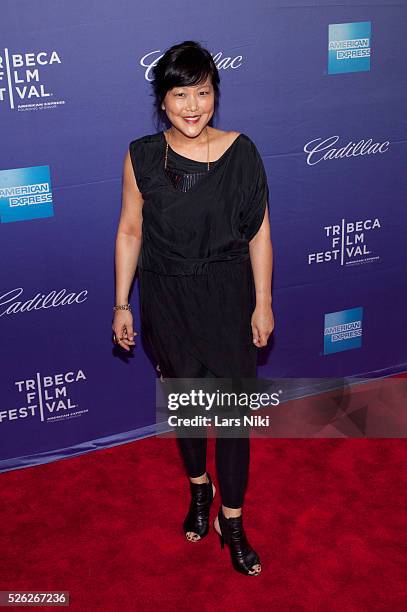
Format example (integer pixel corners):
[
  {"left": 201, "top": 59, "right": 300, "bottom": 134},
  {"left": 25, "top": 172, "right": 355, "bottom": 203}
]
[{"left": 113, "top": 303, "right": 132, "bottom": 312}]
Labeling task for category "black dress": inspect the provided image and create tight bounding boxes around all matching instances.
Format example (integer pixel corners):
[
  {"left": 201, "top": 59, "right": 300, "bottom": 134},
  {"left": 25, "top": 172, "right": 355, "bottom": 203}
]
[{"left": 129, "top": 131, "right": 269, "bottom": 379}]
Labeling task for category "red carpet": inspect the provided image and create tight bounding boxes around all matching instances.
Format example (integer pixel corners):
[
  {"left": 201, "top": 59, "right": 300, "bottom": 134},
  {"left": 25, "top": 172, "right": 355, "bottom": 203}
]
[{"left": 1, "top": 435, "right": 406, "bottom": 610}]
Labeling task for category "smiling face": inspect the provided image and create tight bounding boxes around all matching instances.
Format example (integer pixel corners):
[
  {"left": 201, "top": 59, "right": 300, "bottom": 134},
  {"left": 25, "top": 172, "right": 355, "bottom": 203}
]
[{"left": 161, "top": 75, "right": 215, "bottom": 138}]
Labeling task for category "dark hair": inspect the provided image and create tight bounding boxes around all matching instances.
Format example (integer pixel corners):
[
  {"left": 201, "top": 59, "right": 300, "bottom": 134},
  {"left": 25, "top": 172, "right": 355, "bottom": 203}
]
[{"left": 151, "top": 40, "right": 220, "bottom": 130}]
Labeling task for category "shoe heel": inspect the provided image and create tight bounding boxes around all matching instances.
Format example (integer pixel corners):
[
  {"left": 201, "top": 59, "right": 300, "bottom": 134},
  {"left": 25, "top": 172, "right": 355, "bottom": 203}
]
[
  {"left": 218, "top": 533, "right": 224, "bottom": 550},
  {"left": 213, "top": 516, "right": 224, "bottom": 550}
]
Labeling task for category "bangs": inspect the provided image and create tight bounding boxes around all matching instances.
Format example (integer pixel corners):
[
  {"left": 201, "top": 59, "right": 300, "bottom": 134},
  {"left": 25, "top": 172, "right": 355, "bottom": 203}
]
[{"left": 165, "top": 52, "right": 213, "bottom": 90}]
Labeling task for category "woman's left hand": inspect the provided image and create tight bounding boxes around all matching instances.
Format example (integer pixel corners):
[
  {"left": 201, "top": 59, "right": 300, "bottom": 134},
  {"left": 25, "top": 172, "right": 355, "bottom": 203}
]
[{"left": 251, "top": 304, "right": 275, "bottom": 348}]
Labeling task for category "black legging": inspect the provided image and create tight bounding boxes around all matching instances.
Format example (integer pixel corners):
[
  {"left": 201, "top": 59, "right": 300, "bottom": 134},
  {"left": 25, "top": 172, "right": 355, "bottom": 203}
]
[
  {"left": 161, "top": 355, "right": 251, "bottom": 509},
  {"left": 176, "top": 430, "right": 250, "bottom": 509}
]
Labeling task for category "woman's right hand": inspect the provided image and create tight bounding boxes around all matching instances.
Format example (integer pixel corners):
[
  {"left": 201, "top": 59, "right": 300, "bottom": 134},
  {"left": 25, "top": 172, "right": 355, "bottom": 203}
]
[{"left": 112, "top": 310, "right": 138, "bottom": 351}]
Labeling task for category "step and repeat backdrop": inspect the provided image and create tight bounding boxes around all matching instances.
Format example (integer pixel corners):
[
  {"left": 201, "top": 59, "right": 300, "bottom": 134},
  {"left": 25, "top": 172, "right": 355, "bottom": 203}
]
[{"left": 1, "top": 1, "right": 406, "bottom": 471}]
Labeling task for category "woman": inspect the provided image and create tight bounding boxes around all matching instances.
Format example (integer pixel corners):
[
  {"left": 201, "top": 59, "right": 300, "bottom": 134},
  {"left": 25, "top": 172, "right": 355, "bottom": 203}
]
[{"left": 113, "top": 40, "right": 274, "bottom": 576}]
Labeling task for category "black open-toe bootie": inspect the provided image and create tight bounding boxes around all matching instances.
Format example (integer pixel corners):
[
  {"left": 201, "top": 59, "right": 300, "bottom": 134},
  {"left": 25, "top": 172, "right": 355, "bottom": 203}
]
[
  {"left": 214, "top": 505, "right": 261, "bottom": 575},
  {"left": 183, "top": 472, "right": 215, "bottom": 542}
]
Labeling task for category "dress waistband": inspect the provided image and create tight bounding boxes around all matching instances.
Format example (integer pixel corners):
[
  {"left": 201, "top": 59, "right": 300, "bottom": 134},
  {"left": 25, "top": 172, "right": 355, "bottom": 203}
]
[{"left": 139, "top": 242, "right": 250, "bottom": 276}]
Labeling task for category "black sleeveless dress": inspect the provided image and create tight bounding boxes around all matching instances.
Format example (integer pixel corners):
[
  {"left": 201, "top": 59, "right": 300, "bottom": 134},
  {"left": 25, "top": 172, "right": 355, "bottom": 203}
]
[{"left": 129, "top": 131, "right": 269, "bottom": 379}]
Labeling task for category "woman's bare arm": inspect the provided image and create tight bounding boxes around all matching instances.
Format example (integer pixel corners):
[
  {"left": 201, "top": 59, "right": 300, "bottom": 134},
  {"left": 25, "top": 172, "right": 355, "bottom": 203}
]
[
  {"left": 248, "top": 206, "right": 274, "bottom": 347},
  {"left": 115, "top": 149, "right": 144, "bottom": 305},
  {"left": 249, "top": 206, "right": 273, "bottom": 307}
]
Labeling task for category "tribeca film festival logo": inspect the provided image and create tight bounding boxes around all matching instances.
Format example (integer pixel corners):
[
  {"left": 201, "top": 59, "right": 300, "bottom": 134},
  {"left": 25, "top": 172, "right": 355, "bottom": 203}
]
[
  {"left": 0, "top": 288, "right": 88, "bottom": 318},
  {"left": 140, "top": 49, "right": 243, "bottom": 81},
  {"left": 303, "top": 135, "right": 390, "bottom": 166},
  {"left": 324, "top": 307, "right": 363, "bottom": 355},
  {"left": 328, "top": 21, "right": 371, "bottom": 74},
  {"left": 0, "top": 165, "right": 54, "bottom": 223},
  {"left": 0, "top": 370, "right": 88, "bottom": 425},
  {"left": 308, "top": 217, "right": 381, "bottom": 267},
  {"left": 0, "top": 48, "right": 64, "bottom": 112}
]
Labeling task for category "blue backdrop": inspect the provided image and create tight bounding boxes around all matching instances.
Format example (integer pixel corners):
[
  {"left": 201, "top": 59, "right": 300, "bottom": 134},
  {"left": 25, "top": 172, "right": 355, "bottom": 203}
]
[{"left": 1, "top": 1, "right": 406, "bottom": 471}]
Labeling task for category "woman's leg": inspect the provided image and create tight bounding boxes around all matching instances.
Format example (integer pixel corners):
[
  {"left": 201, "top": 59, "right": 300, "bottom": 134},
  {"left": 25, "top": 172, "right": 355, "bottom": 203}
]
[
  {"left": 215, "top": 434, "right": 250, "bottom": 510},
  {"left": 173, "top": 355, "right": 211, "bottom": 480},
  {"left": 213, "top": 379, "right": 262, "bottom": 574},
  {"left": 165, "top": 350, "right": 213, "bottom": 540},
  {"left": 176, "top": 436, "right": 208, "bottom": 480}
]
